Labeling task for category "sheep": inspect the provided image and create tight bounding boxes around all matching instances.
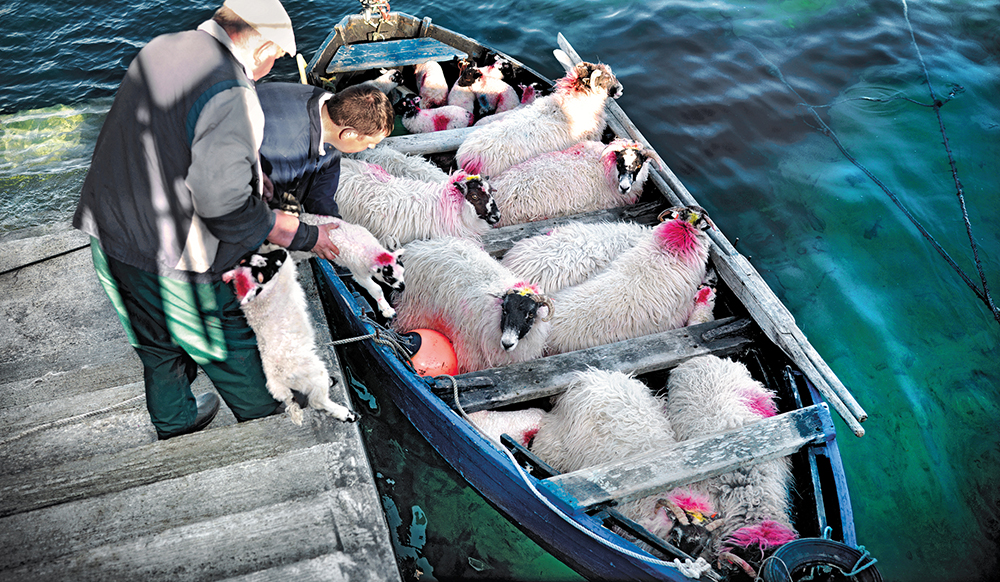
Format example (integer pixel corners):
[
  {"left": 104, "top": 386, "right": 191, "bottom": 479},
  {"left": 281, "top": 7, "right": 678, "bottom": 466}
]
[
  {"left": 685, "top": 268, "right": 718, "bottom": 326},
  {"left": 356, "top": 68, "right": 403, "bottom": 94},
  {"left": 489, "top": 138, "right": 652, "bottom": 227},
  {"left": 298, "top": 213, "right": 405, "bottom": 319},
  {"left": 348, "top": 144, "right": 450, "bottom": 183},
  {"left": 530, "top": 368, "right": 722, "bottom": 553},
  {"left": 456, "top": 61, "right": 623, "bottom": 177},
  {"left": 500, "top": 221, "right": 651, "bottom": 294},
  {"left": 544, "top": 206, "right": 713, "bottom": 354},
  {"left": 446, "top": 68, "right": 477, "bottom": 113},
  {"left": 465, "top": 408, "right": 546, "bottom": 446},
  {"left": 666, "top": 355, "right": 798, "bottom": 574},
  {"left": 336, "top": 157, "right": 500, "bottom": 247},
  {"left": 471, "top": 83, "right": 543, "bottom": 127},
  {"left": 396, "top": 94, "right": 473, "bottom": 133},
  {"left": 390, "top": 236, "right": 553, "bottom": 374},
  {"left": 221, "top": 248, "right": 358, "bottom": 426},
  {"left": 413, "top": 60, "right": 448, "bottom": 108}
]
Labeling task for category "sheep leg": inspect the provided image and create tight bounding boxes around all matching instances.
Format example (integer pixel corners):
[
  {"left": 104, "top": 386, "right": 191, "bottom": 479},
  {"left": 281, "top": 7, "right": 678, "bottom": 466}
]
[
  {"left": 299, "top": 365, "right": 359, "bottom": 423},
  {"left": 353, "top": 274, "right": 395, "bottom": 319},
  {"left": 263, "top": 373, "right": 305, "bottom": 426}
]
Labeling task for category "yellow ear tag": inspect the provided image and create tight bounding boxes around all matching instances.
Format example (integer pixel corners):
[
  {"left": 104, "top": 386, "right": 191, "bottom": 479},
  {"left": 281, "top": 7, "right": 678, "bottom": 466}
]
[
  {"left": 517, "top": 287, "right": 533, "bottom": 296},
  {"left": 465, "top": 174, "right": 481, "bottom": 182}
]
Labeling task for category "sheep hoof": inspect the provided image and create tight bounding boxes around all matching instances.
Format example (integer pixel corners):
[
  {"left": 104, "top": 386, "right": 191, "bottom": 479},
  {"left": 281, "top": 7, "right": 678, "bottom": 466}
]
[
  {"left": 286, "top": 401, "right": 305, "bottom": 426},
  {"left": 344, "top": 411, "right": 360, "bottom": 423}
]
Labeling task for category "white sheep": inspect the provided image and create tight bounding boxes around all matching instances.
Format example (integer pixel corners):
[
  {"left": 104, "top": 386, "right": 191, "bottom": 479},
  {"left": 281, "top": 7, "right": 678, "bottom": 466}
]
[
  {"left": 413, "top": 60, "right": 448, "bottom": 108},
  {"left": 530, "top": 368, "right": 722, "bottom": 550},
  {"left": 472, "top": 82, "right": 544, "bottom": 127},
  {"left": 456, "top": 61, "right": 623, "bottom": 177},
  {"left": 466, "top": 408, "right": 546, "bottom": 446},
  {"left": 489, "top": 139, "right": 652, "bottom": 227},
  {"left": 356, "top": 68, "right": 403, "bottom": 94},
  {"left": 298, "top": 213, "right": 405, "bottom": 319},
  {"left": 347, "top": 144, "right": 450, "bottom": 183},
  {"left": 221, "top": 248, "right": 358, "bottom": 426},
  {"left": 666, "top": 355, "right": 798, "bottom": 571},
  {"left": 396, "top": 94, "right": 473, "bottom": 133},
  {"left": 500, "top": 221, "right": 651, "bottom": 294},
  {"left": 544, "top": 206, "right": 712, "bottom": 354},
  {"left": 336, "top": 158, "right": 500, "bottom": 247},
  {"left": 390, "top": 236, "right": 553, "bottom": 374}
]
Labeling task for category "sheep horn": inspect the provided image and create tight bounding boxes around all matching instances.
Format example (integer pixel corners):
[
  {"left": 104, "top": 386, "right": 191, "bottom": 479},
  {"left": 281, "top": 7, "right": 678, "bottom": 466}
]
[
  {"left": 704, "top": 517, "right": 726, "bottom": 532},
  {"left": 718, "top": 551, "right": 757, "bottom": 579},
  {"left": 589, "top": 68, "right": 602, "bottom": 90},
  {"left": 654, "top": 497, "right": 689, "bottom": 526},
  {"left": 532, "top": 294, "right": 555, "bottom": 321},
  {"left": 657, "top": 206, "right": 686, "bottom": 223}
]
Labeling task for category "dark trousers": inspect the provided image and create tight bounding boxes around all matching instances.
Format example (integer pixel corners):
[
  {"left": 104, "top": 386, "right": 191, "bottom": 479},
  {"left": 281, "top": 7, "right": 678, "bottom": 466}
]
[{"left": 90, "top": 239, "right": 278, "bottom": 438}]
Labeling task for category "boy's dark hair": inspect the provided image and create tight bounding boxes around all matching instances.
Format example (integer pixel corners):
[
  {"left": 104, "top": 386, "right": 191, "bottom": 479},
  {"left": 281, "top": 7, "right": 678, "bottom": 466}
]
[{"left": 325, "top": 85, "right": 395, "bottom": 137}]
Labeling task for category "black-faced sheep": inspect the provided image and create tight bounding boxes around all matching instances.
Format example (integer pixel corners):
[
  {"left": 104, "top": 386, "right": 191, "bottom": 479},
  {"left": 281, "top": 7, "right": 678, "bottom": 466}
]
[
  {"left": 456, "top": 61, "right": 623, "bottom": 177},
  {"left": 489, "top": 138, "right": 652, "bottom": 227},
  {"left": 298, "top": 213, "right": 405, "bottom": 319},
  {"left": 666, "top": 355, "right": 798, "bottom": 575},
  {"left": 396, "top": 94, "right": 473, "bottom": 133},
  {"left": 530, "top": 368, "right": 721, "bottom": 552},
  {"left": 221, "top": 248, "right": 358, "bottom": 425},
  {"left": 413, "top": 60, "right": 448, "bottom": 108},
  {"left": 390, "top": 236, "right": 553, "bottom": 374},
  {"left": 544, "top": 206, "right": 712, "bottom": 354},
  {"left": 500, "top": 221, "right": 651, "bottom": 294},
  {"left": 356, "top": 68, "right": 403, "bottom": 94},
  {"left": 347, "top": 144, "right": 450, "bottom": 183},
  {"left": 337, "top": 158, "right": 501, "bottom": 247}
]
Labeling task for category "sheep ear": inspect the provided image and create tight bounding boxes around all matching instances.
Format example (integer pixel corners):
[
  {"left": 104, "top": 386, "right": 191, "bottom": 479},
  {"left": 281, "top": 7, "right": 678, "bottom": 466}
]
[
  {"left": 589, "top": 68, "right": 603, "bottom": 90},
  {"left": 394, "top": 248, "right": 405, "bottom": 258}
]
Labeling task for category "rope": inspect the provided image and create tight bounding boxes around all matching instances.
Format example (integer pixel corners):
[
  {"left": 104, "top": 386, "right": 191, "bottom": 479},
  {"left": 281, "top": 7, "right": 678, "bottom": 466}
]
[
  {"left": 0, "top": 393, "right": 145, "bottom": 447},
  {"left": 0, "top": 243, "right": 89, "bottom": 277},
  {"left": 733, "top": 6, "right": 999, "bottom": 327},
  {"left": 442, "top": 374, "right": 718, "bottom": 580}
]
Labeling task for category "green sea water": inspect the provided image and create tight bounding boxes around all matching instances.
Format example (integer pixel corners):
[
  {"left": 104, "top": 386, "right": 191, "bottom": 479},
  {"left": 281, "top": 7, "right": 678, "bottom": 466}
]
[{"left": 2, "top": 1, "right": 998, "bottom": 580}]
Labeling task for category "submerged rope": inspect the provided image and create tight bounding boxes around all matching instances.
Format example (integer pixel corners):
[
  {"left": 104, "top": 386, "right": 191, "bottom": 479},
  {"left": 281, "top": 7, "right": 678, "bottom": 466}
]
[{"left": 736, "top": 4, "right": 999, "bottom": 327}]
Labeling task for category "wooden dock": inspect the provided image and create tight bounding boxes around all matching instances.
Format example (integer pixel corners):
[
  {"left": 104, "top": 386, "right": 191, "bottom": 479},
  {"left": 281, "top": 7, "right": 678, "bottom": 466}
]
[{"left": 0, "top": 223, "right": 401, "bottom": 582}]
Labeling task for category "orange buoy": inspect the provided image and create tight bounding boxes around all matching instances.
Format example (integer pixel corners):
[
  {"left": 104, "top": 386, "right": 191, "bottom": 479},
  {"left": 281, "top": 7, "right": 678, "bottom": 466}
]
[{"left": 406, "top": 328, "right": 458, "bottom": 377}]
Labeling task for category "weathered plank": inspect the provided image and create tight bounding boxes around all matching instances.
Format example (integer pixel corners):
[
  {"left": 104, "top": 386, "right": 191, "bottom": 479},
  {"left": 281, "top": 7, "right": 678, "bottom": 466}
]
[
  {"left": 326, "top": 37, "right": 466, "bottom": 73},
  {"left": 480, "top": 202, "right": 662, "bottom": 257},
  {"left": 540, "top": 403, "right": 833, "bottom": 510},
  {"left": 434, "top": 317, "right": 754, "bottom": 413},
  {"left": 380, "top": 126, "right": 474, "bottom": 155}
]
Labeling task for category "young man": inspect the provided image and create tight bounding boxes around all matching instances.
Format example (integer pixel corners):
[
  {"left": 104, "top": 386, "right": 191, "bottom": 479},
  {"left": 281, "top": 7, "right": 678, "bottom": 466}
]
[
  {"left": 257, "top": 82, "right": 395, "bottom": 217},
  {"left": 74, "top": 0, "right": 342, "bottom": 440}
]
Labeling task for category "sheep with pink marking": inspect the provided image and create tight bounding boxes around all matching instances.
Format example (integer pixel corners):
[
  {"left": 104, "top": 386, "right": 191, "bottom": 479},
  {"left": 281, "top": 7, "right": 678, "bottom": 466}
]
[
  {"left": 456, "top": 61, "right": 623, "bottom": 177},
  {"left": 348, "top": 144, "right": 450, "bottom": 183},
  {"left": 336, "top": 158, "right": 500, "bottom": 247},
  {"left": 544, "top": 206, "right": 713, "bottom": 354},
  {"left": 413, "top": 60, "right": 449, "bottom": 108},
  {"left": 489, "top": 138, "right": 652, "bottom": 227},
  {"left": 666, "top": 354, "right": 799, "bottom": 576},
  {"left": 397, "top": 94, "right": 473, "bottom": 133},
  {"left": 390, "top": 236, "right": 553, "bottom": 374}
]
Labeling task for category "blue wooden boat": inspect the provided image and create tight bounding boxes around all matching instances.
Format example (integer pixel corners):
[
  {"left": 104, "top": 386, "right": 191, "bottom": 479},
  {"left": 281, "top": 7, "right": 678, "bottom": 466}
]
[{"left": 305, "top": 4, "right": 876, "bottom": 581}]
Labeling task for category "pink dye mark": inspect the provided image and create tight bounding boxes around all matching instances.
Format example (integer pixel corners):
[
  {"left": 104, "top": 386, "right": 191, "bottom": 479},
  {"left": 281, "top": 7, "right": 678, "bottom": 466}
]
[
  {"left": 462, "top": 157, "right": 483, "bottom": 175},
  {"left": 669, "top": 491, "right": 714, "bottom": 516},
  {"left": 432, "top": 113, "right": 452, "bottom": 132},
  {"left": 227, "top": 268, "right": 258, "bottom": 302},
  {"left": 695, "top": 286, "right": 714, "bottom": 304},
  {"left": 655, "top": 219, "right": 701, "bottom": 263},
  {"left": 522, "top": 426, "right": 539, "bottom": 444},
  {"left": 376, "top": 252, "right": 394, "bottom": 266},
  {"left": 367, "top": 163, "right": 393, "bottom": 183},
  {"left": 741, "top": 386, "right": 777, "bottom": 418},
  {"left": 512, "top": 281, "right": 541, "bottom": 294},
  {"left": 723, "top": 521, "right": 798, "bottom": 554}
]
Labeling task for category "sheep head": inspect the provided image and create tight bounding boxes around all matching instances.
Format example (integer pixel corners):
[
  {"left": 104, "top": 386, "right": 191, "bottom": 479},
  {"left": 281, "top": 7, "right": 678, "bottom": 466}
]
[
  {"left": 395, "top": 94, "right": 421, "bottom": 116},
  {"left": 371, "top": 248, "right": 405, "bottom": 292},
  {"left": 221, "top": 248, "right": 290, "bottom": 305},
  {"left": 495, "top": 284, "right": 553, "bottom": 352},
  {"left": 560, "top": 62, "right": 623, "bottom": 99},
  {"left": 657, "top": 205, "right": 713, "bottom": 231},
  {"left": 604, "top": 139, "right": 653, "bottom": 196},
  {"left": 455, "top": 173, "right": 501, "bottom": 225}
]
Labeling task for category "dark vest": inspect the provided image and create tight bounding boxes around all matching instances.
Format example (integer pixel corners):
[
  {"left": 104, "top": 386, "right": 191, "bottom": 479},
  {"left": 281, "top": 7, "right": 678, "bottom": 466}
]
[
  {"left": 75, "top": 29, "right": 272, "bottom": 281},
  {"left": 257, "top": 82, "right": 342, "bottom": 217}
]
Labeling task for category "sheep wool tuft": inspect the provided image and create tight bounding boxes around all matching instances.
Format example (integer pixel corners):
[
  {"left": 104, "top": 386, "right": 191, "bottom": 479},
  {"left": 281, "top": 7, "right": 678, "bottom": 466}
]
[{"left": 348, "top": 145, "right": 450, "bottom": 183}]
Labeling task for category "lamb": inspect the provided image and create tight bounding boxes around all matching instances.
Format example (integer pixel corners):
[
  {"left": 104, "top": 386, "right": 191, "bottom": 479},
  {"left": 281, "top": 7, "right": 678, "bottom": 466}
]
[
  {"left": 356, "top": 68, "right": 403, "bottom": 94},
  {"left": 456, "top": 61, "right": 623, "bottom": 177},
  {"left": 298, "top": 213, "right": 405, "bottom": 319},
  {"left": 471, "top": 83, "right": 543, "bottom": 128},
  {"left": 465, "top": 408, "right": 546, "bottom": 446},
  {"left": 336, "top": 157, "right": 500, "bottom": 247},
  {"left": 396, "top": 94, "right": 473, "bottom": 133},
  {"left": 530, "top": 368, "right": 722, "bottom": 554},
  {"left": 348, "top": 144, "right": 450, "bottom": 183},
  {"left": 500, "top": 221, "right": 651, "bottom": 294},
  {"left": 221, "top": 248, "right": 358, "bottom": 426},
  {"left": 390, "top": 236, "right": 553, "bottom": 374},
  {"left": 489, "top": 138, "right": 652, "bottom": 227},
  {"left": 413, "top": 60, "right": 448, "bottom": 108},
  {"left": 666, "top": 355, "right": 798, "bottom": 575},
  {"left": 544, "top": 206, "right": 713, "bottom": 354}
]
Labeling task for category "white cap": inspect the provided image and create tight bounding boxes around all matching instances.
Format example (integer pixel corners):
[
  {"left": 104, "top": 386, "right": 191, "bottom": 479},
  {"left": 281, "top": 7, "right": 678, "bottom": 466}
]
[{"left": 223, "top": 0, "right": 296, "bottom": 56}]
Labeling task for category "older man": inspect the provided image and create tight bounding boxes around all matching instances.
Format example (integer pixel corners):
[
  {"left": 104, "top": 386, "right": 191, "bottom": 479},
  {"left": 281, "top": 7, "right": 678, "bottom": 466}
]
[{"left": 74, "top": 0, "right": 339, "bottom": 440}]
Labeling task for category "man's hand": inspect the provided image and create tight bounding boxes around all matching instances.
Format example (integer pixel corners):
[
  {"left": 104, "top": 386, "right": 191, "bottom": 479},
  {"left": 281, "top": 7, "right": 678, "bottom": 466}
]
[
  {"left": 262, "top": 173, "right": 275, "bottom": 203},
  {"left": 311, "top": 222, "right": 341, "bottom": 261}
]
